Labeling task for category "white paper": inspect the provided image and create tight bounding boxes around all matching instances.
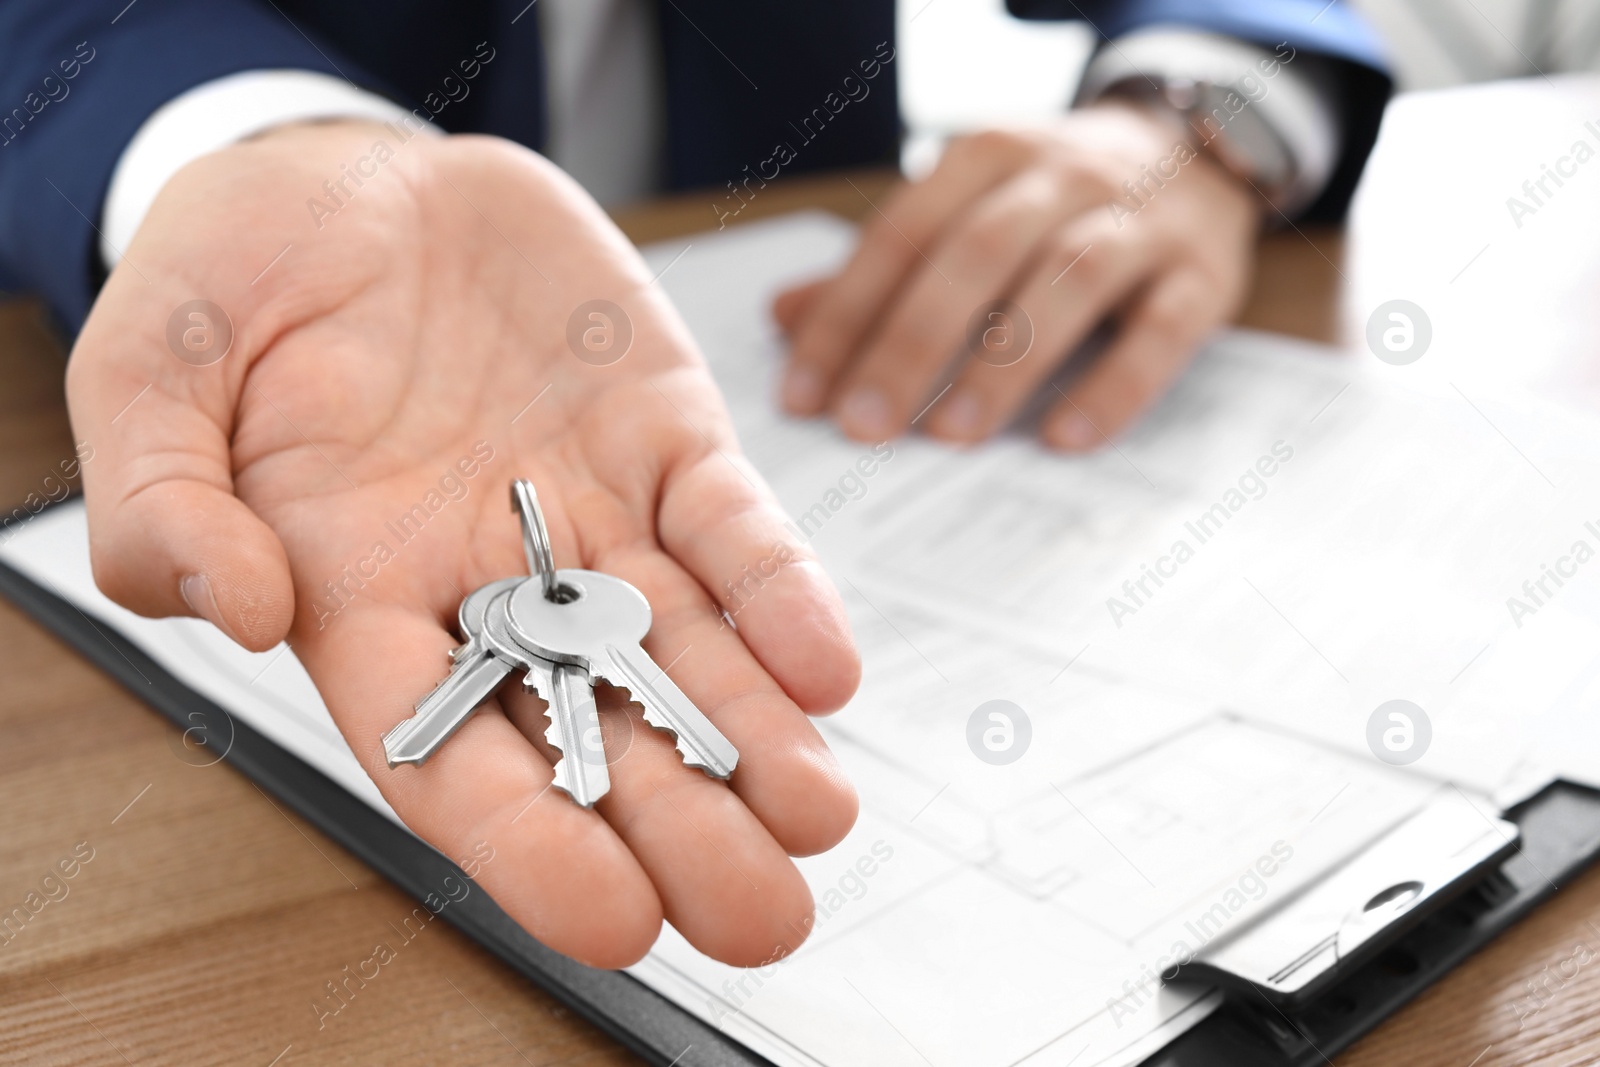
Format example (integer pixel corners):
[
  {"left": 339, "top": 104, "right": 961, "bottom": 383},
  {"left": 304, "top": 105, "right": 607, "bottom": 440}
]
[{"left": 5, "top": 212, "right": 1596, "bottom": 1067}]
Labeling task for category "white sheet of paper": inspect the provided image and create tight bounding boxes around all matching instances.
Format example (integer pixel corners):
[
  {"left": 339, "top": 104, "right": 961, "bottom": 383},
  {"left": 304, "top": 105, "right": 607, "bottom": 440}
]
[{"left": 4, "top": 212, "right": 1594, "bottom": 1067}]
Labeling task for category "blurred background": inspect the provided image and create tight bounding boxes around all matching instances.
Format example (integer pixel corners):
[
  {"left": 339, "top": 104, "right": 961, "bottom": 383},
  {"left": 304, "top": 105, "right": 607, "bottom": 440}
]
[{"left": 899, "top": 0, "right": 1600, "bottom": 163}]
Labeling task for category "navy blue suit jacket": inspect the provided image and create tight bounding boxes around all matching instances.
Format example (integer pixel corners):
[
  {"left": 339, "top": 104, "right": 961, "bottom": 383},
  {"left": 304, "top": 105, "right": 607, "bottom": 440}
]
[{"left": 0, "top": 0, "right": 1387, "bottom": 333}]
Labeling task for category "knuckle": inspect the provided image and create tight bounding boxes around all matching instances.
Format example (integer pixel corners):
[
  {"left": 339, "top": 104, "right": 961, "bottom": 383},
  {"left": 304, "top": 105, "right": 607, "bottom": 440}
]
[
  {"left": 1051, "top": 155, "right": 1094, "bottom": 188},
  {"left": 1124, "top": 351, "right": 1174, "bottom": 399},
  {"left": 949, "top": 128, "right": 1028, "bottom": 168},
  {"left": 1082, "top": 197, "right": 1142, "bottom": 243},
  {"left": 1044, "top": 231, "right": 1100, "bottom": 281},
  {"left": 1140, "top": 300, "right": 1194, "bottom": 350},
  {"left": 1051, "top": 154, "right": 1119, "bottom": 199},
  {"left": 952, "top": 219, "right": 1016, "bottom": 270},
  {"left": 1142, "top": 287, "right": 1208, "bottom": 347}
]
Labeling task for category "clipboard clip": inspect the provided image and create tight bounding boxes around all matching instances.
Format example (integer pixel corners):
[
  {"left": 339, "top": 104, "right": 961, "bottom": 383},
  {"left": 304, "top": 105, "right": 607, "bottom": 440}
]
[{"left": 1173, "top": 793, "right": 1520, "bottom": 1008}]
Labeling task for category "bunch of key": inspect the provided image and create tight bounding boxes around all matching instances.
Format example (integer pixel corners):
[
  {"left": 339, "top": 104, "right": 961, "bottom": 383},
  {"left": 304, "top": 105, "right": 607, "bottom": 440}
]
[{"left": 382, "top": 479, "right": 739, "bottom": 807}]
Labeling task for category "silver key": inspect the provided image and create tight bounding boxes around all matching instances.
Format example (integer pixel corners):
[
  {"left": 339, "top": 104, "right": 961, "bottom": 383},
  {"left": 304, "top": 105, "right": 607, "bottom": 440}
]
[
  {"left": 505, "top": 568, "right": 739, "bottom": 779},
  {"left": 382, "top": 577, "right": 523, "bottom": 766},
  {"left": 383, "top": 479, "right": 561, "bottom": 769},
  {"left": 387, "top": 579, "right": 613, "bottom": 806},
  {"left": 479, "top": 588, "right": 612, "bottom": 807}
]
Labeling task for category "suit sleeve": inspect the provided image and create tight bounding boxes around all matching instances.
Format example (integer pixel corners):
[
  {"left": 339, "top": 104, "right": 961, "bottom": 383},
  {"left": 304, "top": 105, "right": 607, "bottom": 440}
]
[
  {"left": 1007, "top": 0, "right": 1393, "bottom": 221},
  {"left": 0, "top": 0, "right": 385, "bottom": 332}
]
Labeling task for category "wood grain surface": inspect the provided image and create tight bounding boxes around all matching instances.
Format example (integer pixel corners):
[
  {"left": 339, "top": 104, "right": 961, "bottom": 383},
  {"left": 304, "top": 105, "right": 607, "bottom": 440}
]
[{"left": 1, "top": 169, "right": 1597, "bottom": 1067}]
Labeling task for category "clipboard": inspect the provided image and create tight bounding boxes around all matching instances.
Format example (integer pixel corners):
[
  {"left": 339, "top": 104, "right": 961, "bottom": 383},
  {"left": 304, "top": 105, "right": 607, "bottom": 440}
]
[{"left": 4, "top": 548, "right": 1600, "bottom": 1067}]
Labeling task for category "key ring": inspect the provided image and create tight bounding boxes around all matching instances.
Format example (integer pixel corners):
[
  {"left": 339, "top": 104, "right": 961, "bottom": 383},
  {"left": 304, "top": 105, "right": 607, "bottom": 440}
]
[{"left": 511, "top": 479, "right": 559, "bottom": 602}]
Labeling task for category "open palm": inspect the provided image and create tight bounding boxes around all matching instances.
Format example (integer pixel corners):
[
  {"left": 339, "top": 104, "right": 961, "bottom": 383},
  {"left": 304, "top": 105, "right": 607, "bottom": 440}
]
[{"left": 67, "top": 121, "right": 860, "bottom": 968}]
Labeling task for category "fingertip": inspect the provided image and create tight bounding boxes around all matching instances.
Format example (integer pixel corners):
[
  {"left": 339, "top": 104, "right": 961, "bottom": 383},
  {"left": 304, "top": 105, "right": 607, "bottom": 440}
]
[
  {"left": 565, "top": 911, "right": 664, "bottom": 970},
  {"left": 686, "top": 849, "right": 818, "bottom": 967},
  {"left": 780, "top": 363, "right": 827, "bottom": 415},
  {"left": 926, "top": 390, "right": 988, "bottom": 444},
  {"left": 771, "top": 742, "right": 859, "bottom": 858},
  {"left": 91, "top": 480, "right": 295, "bottom": 650},
  {"left": 460, "top": 781, "right": 666, "bottom": 970},
  {"left": 1043, "top": 408, "right": 1102, "bottom": 452},
  {"left": 180, "top": 569, "right": 292, "bottom": 653},
  {"left": 496, "top": 855, "right": 662, "bottom": 970},
  {"left": 191, "top": 515, "right": 296, "bottom": 651},
  {"left": 488, "top": 844, "right": 665, "bottom": 969},
  {"left": 796, "top": 641, "right": 862, "bottom": 717},
  {"left": 738, "top": 559, "right": 861, "bottom": 714}
]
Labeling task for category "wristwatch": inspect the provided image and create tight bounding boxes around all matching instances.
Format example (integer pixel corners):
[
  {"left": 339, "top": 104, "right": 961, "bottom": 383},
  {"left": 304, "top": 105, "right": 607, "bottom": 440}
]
[
  {"left": 1071, "top": 28, "right": 1341, "bottom": 218},
  {"left": 1093, "top": 75, "right": 1297, "bottom": 205}
]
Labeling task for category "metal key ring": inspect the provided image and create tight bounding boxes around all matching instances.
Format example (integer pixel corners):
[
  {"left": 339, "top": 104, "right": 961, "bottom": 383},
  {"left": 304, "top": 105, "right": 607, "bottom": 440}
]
[{"left": 511, "top": 479, "right": 558, "bottom": 602}]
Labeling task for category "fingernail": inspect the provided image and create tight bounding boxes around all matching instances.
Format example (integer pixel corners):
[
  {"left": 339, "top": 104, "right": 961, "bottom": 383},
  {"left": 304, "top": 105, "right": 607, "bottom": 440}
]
[
  {"left": 838, "top": 388, "right": 894, "bottom": 439},
  {"left": 180, "top": 573, "right": 238, "bottom": 641},
  {"left": 1049, "top": 412, "right": 1099, "bottom": 451},
  {"left": 932, "top": 390, "right": 983, "bottom": 439},
  {"left": 781, "top": 365, "right": 824, "bottom": 413}
]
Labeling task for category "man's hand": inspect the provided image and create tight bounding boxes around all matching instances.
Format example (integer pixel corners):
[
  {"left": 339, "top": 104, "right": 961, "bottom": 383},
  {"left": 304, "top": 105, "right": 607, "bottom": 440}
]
[
  {"left": 774, "top": 101, "right": 1261, "bottom": 449},
  {"left": 65, "top": 120, "right": 861, "bottom": 968}
]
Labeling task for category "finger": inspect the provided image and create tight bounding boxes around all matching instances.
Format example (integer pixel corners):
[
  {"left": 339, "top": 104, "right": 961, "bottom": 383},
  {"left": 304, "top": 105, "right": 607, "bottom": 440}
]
[
  {"left": 588, "top": 521, "right": 859, "bottom": 860},
  {"left": 1042, "top": 268, "right": 1219, "bottom": 450},
  {"left": 657, "top": 445, "right": 860, "bottom": 715},
  {"left": 771, "top": 278, "right": 828, "bottom": 337},
  {"left": 66, "top": 350, "right": 294, "bottom": 652},
  {"left": 299, "top": 602, "right": 665, "bottom": 969},
  {"left": 828, "top": 167, "right": 1093, "bottom": 441},
  {"left": 779, "top": 133, "right": 1028, "bottom": 415},
  {"left": 503, "top": 673, "right": 819, "bottom": 967},
  {"left": 560, "top": 387, "right": 859, "bottom": 861},
  {"left": 560, "top": 370, "right": 858, "bottom": 716},
  {"left": 924, "top": 216, "right": 1159, "bottom": 443}
]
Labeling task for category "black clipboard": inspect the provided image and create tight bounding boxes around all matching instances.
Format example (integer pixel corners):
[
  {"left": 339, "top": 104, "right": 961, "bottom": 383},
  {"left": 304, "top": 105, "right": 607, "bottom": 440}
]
[{"left": 4, "top": 549, "right": 1599, "bottom": 1067}]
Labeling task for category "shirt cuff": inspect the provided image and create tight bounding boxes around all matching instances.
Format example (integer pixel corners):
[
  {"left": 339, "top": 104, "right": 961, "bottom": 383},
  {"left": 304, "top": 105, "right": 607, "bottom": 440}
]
[
  {"left": 1075, "top": 26, "right": 1340, "bottom": 218},
  {"left": 101, "top": 69, "right": 436, "bottom": 268}
]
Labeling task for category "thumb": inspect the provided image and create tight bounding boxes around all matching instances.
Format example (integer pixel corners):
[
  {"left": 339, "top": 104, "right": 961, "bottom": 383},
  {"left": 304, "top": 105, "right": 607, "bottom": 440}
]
[
  {"left": 66, "top": 284, "right": 294, "bottom": 651},
  {"left": 63, "top": 142, "right": 305, "bottom": 652},
  {"left": 91, "top": 477, "right": 294, "bottom": 652}
]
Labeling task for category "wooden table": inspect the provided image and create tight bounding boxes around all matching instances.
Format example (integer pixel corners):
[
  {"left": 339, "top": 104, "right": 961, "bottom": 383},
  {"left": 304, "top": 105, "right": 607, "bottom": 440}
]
[{"left": 1, "top": 162, "right": 1597, "bottom": 1067}]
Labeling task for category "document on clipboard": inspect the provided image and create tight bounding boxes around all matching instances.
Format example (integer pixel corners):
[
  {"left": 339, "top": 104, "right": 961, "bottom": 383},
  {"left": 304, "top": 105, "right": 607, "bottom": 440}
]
[{"left": 6, "top": 213, "right": 1600, "bottom": 1067}]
